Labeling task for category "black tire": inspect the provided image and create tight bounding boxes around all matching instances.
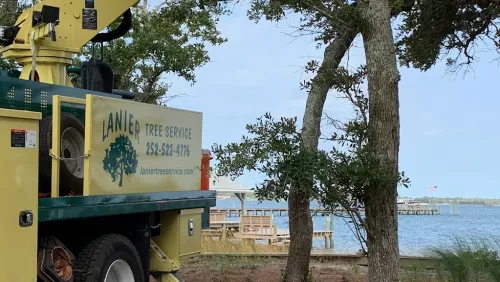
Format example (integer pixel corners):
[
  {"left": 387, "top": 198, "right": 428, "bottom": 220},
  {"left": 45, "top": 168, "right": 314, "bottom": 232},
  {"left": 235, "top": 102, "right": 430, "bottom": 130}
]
[
  {"left": 39, "top": 112, "right": 85, "bottom": 195},
  {"left": 73, "top": 234, "right": 145, "bottom": 282}
]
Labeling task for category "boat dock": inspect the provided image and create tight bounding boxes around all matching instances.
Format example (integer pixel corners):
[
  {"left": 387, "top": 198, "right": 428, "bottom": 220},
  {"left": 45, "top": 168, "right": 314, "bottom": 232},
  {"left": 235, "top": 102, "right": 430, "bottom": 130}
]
[{"left": 211, "top": 204, "right": 441, "bottom": 217}]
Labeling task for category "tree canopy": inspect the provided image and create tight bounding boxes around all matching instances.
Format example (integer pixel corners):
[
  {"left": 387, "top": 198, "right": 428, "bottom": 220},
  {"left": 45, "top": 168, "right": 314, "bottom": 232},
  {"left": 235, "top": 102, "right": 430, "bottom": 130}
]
[
  {"left": 396, "top": 0, "right": 500, "bottom": 72},
  {"left": 77, "top": 0, "right": 229, "bottom": 104}
]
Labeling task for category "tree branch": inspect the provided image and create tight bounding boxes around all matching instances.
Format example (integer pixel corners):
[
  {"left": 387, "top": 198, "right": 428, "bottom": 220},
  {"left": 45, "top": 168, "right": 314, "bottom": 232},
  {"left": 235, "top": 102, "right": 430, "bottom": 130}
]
[
  {"left": 302, "top": 1, "right": 335, "bottom": 22},
  {"left": 301, "top": 23, "right": 358, "bottom": 147},
  {"left": 345, "top": 211, "right": 368, "bottom": 254},
  {"left": 343, "top": 203, "right": 373, "bottom": 239}
]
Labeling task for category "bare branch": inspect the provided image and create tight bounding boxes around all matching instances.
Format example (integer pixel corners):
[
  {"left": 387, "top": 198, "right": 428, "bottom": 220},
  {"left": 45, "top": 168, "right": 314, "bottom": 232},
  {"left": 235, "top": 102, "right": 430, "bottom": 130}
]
[
  {"left": 342, "top": 204, "right": 373, "bottom": 239},
  {"left": 302, "top": 1, "right": 336, "bottom": 22}
]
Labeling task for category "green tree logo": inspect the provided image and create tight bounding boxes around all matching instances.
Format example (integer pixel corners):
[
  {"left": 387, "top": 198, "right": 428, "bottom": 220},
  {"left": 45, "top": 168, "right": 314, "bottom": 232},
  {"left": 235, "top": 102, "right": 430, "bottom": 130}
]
[{"left": 102, "top": 134, "right": 139, "bottom": 187}]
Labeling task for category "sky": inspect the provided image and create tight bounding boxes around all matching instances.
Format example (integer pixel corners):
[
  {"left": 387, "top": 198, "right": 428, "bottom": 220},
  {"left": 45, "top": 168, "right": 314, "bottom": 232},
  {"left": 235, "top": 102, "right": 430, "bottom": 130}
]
[{"left": 156, "top": 2, "right": 500, "bottom": 199}]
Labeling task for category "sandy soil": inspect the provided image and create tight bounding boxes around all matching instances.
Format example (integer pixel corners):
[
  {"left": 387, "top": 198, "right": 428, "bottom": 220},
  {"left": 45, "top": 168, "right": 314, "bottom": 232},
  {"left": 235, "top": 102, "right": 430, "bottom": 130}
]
[
  {"left": 149, "top": 255, "right": 438, "bottom": 282},
  {"left": 176, "top": 256, "right": 367, "bottom": 282}
]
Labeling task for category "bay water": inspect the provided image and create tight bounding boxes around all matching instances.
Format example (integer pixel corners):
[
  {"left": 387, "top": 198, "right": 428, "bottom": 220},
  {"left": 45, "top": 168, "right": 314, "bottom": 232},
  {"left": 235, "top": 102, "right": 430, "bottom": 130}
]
[{"left": 216, "top": 199, "right": 500, "bottom": 256}]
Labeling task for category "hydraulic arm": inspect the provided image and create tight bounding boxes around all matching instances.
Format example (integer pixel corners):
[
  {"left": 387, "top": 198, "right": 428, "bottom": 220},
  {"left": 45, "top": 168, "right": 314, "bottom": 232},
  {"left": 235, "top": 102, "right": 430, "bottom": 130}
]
[{"left": 0, "top": 0, "right": 139, "bottom": 87}]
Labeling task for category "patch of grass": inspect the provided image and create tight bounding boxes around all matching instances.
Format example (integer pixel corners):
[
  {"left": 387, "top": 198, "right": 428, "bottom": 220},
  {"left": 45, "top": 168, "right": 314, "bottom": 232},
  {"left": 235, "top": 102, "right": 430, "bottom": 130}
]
[
  {"left": 401, "top": 265, "right": 438, "bottom": 282},
  {"left": 351, "top": 264, "right": 360, "bottom": 275},
  {"left": 201, "top": 236, "right": 289, "bottom": 254},
  {"left": 427, "top": 236, "right": 500, "bottom": 282},
  {"left": 196, "top": 254, "right": 280, "bottom": 270},
  {"left": 307, "top": 267, "right": 315, "bottom": 282}
]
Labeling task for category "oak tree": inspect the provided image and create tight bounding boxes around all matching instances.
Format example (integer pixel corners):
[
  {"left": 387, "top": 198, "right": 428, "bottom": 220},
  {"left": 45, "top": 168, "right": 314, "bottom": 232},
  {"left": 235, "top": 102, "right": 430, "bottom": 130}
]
[
  {"left": 212, "top": 0, "right": 413, "bottom": 281},
  {"left": 357, "top": 0, "right": 404, "bottom": 279}
]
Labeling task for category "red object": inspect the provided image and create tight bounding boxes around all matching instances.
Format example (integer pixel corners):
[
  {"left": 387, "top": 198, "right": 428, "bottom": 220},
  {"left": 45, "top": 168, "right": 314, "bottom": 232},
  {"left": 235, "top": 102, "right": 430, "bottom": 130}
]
[{"left": 200, "top": 149, "right": 212, "bottom": 190}]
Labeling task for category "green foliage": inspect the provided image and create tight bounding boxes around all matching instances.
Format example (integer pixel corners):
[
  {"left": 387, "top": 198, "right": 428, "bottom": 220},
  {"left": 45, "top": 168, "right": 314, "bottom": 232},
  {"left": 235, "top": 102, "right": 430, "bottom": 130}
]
[
  {"left": 306, "top": 267, "right": 315, "bottom": 282},
  {"left": 78, "top": 0, "right": 229, "bottom": 104},
  {"left": 395, "top": 0, "right": 500, "bottom": 71},
  {"left": 429, "top": 236, "right": 500, "bottom": 282},
  {"left": 0, "top": 0, "right": 33, "bottom": 71},
  {"left": 247, "top": 0, "right": 360, "bottom": 55},
  {"left": 103, "top": 134, "right": 138, "bottom": 187},
  {"left": 248, "top": 0, "right": 359, "bottom": 42},
  {"left": 212, "top": 112, "right": 324, "bottom": 201},
  {"left": 247, "top": 0, "right": 500, "bottom": 74}
]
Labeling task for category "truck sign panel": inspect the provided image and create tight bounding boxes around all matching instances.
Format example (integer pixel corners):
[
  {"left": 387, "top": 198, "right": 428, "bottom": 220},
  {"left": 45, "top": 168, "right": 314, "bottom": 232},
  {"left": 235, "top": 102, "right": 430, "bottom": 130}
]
[{"left": 84, "top": 95, "right": 202, "bottom": 195}]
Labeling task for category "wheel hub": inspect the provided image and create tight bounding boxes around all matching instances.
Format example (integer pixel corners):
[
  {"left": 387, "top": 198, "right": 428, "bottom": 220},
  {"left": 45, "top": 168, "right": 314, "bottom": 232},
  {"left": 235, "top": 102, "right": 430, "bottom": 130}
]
[
  {"left": 60, "top": 127, "right": 84, "bottom": 178},
  {"left": 104, "top": 259, "right": 135, "bottom": 282}
]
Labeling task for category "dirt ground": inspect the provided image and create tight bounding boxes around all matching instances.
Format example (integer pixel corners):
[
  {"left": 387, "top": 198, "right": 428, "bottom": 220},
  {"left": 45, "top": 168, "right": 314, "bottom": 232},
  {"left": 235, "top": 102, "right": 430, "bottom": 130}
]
[{"left": 176, "top": 256, "right": 367, "bottom": 282}]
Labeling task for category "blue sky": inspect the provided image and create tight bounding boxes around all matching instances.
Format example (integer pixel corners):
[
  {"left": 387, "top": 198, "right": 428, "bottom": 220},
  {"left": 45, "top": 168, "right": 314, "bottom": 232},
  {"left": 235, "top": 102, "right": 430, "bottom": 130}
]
[{"left": 160, "top": 3, "right": 500, "bottom": 199}]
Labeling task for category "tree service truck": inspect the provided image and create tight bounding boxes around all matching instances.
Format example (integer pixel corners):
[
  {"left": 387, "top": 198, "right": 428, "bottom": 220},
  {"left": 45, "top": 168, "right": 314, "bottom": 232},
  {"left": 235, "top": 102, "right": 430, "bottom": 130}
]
[{"left": 0, "top": 1, "right": 216, "bottom": 281}]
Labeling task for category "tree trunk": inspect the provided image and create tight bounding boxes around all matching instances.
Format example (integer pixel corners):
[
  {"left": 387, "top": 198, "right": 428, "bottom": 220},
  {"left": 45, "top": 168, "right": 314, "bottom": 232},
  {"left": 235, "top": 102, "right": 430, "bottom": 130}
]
[
  {"left": 358, "top": 0, "right": 401, "bottom": 281},
  {"left": 282, "top": 189, "right": 312, "bottom": 282},
  {"left": 282, "top": 26, "right": 358, "bottom": 282}
]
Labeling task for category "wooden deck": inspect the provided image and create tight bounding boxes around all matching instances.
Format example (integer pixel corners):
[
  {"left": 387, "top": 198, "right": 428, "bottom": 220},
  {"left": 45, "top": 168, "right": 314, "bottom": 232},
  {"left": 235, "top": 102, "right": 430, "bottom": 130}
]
[
  {"left": 275, "top": 230, "right": 333, "bottom": 248},
  {"left": 204, "top": 214, "right": 334, "bottom": 248},
  {"left": 203, "top": 226, "right": 334, "bottom": 248}
]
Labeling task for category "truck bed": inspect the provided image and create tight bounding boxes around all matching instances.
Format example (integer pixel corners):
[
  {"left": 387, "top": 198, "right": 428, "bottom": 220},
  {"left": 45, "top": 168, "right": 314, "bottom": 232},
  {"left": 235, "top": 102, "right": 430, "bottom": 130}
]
[{"left": 38, "top": 190, "right": 215, "bottom": 222}]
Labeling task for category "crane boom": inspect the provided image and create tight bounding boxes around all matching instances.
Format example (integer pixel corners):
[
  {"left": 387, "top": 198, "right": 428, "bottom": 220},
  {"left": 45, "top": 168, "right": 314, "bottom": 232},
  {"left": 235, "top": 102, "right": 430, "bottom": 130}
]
[{"left": 0, "top": 0, "right": 140, "bottom": 87}]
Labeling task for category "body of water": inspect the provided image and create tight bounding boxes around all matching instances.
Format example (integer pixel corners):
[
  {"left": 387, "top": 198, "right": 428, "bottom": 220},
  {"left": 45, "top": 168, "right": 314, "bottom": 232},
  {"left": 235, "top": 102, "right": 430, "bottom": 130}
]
[{"left": 216, "top": 200, "right": 500, "bottom": 256}]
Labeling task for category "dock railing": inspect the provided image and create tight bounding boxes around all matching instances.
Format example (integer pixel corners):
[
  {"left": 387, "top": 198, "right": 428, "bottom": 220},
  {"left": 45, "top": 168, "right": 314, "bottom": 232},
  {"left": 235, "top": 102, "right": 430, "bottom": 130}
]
[
  {"left": 239, "top": 215, "right": 278, "bottom": 239},
  {"left": 206, "top": 212, "right": 229, "bottom": 240},
  {"left": 210, "top": 212, "right": 226, "bottom": 223},
  {"left": 236, "top": 215, "right": 280, "bottom": 245}
]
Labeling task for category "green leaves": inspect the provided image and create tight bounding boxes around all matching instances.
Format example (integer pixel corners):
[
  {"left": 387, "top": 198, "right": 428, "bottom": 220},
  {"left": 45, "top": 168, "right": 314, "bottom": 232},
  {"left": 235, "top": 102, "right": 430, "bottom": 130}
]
[
  {"left": 430, "top": 236, "right": 500, "bottom": 282},
  {"left": 78, "top": 0, "right": 229, "bottom": 105},
  {"left": 247, "top": 0, "right": 360, "bottom": 46},
  {"left": 0, "top": 0, "right": 32, "bottom": 72},
  {"left": 395, "top": 0, "right": 500, "bottom": 71},
  {"left": 212, "top": 113, "right": 304, "bottom": 201}
]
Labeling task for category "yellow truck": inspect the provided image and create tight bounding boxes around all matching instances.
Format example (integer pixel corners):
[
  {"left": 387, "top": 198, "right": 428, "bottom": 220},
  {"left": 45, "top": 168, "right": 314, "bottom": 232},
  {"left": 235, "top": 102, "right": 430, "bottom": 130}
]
[{"left": 0, "top": 1, "right": 215, "bottom": 281}]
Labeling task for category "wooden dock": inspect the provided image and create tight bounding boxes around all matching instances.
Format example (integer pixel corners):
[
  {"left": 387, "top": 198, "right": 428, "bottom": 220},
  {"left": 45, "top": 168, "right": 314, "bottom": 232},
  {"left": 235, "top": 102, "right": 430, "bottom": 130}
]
[
  {"left": 203, "top": 225, "right": 334, "bottom": 249},
  {"left": 275, "top": 230, "right": 333, "bottom": 248},
  {"left": 211, "top": 205, "right": 440, "bottom": 217},
  {"left": 204, "top": 214, "right": 334, "bottom": 249}
]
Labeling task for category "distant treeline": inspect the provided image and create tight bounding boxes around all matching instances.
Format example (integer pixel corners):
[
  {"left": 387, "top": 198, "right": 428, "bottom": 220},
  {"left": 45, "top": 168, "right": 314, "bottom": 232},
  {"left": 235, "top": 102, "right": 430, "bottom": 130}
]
[{"left": 413, "top": 197, "right": 500, "bottom": 205}]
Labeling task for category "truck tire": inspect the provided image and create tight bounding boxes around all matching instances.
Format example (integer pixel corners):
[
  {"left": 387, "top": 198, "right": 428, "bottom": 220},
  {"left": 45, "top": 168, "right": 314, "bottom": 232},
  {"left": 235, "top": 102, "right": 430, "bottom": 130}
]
[
  {"left": 73, "top": 234, "right": 145, "bottom": 282},
  {"left": 39, "top": 113, "right": 85, "bottom": 195}
]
